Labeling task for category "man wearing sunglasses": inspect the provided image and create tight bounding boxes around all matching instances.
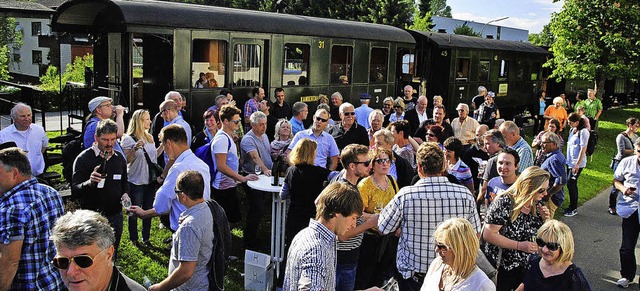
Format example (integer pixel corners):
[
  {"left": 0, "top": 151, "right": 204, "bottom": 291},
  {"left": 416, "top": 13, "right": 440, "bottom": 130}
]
[
  {"left": 287, "top": 108, "right": 339, "bottom": 170},
  {"left": 0, "top": 148, "right": 65, "bottom": 290},
  {"left": 83, "top": 96, "right": 126, "bottom": 155},
  {"left": 539, "top": 132, "right": 567, "bottom": 218},
  {"left": 329, "top": 102, "right": 369, "bottom": 151},
  {"left": 51, "top": 209, "right": 145, "bottom": 291}
]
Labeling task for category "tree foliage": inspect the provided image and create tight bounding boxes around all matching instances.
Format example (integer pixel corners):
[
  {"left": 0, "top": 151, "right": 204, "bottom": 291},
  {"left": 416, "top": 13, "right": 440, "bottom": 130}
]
[
  {"left": 407, "top": 9, "right": 433, "bottom": 31},
  {"left": 0, "top": 16, "right": 21, "bottom": 81},
  {"left": 39, "top": 54, "right": 94, "bottom": 92},
  {"left": 547, "top": 0, "right": 640, "bottom": 96},
  {"left": 429, "top": 0, "right": 451, "bottom": 17},
  {"left": 454, "top": 24, "right": 481, "bottom": 37},
  {"left": 528, "top": 23, "right": 555, "bottom": 47}
]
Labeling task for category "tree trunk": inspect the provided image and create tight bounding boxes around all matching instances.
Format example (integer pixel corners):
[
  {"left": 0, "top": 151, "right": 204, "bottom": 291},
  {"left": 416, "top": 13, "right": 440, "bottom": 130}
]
[{"left": 595, "top": 76, "right": 605, "bottom": 99}]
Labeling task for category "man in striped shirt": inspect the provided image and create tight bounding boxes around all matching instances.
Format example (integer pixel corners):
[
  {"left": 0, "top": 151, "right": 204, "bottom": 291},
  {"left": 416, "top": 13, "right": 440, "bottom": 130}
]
[
  {"left": 378, "top": 142, "right": 481, "bottom": 291},
  {"left": 283, "top": 182, "right": 363, "bottom": 291}
]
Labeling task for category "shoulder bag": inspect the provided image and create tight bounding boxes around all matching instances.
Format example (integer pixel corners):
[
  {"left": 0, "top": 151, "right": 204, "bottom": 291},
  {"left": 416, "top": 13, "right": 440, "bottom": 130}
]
[{"left": 133, "top": 135, "right": 163, "bottom": 184}]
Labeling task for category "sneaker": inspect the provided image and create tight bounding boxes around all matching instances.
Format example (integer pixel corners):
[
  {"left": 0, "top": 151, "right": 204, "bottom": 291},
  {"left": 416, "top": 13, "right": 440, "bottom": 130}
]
[
  {"left": 617, "top": 277, "right": 630, "bottom": 288},
  {"left": 564, "top": 210, "right": 577, "bottom": 217}
]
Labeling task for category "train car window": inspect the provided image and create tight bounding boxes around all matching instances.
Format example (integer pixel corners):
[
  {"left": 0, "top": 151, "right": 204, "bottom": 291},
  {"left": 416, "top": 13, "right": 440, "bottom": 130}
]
[
  {"left": 531, "top": 62, "right": 540, "bottom": 80},
  {"left": 499, "top": 59, "right": 509, "bottom": 80},
  {"left": 283, "top": 44, "right": 310, "bottom": 86},
  {"left": 401, "top": 53, "right": 415, "bottom": 75},
  {"left": 192, "top": 39, "right": 228, "bottom": 89},
  {"left": 516, "top": 60, "right": 524, "bottom": 80},
  {"left": 456, "top": 58, "right": 470, "bottom": 82},
  {"left": 479, "top": 61, "right": 490, "bottom": 82},
  {"left": 234, "top": 44, "right": 262, "bottom": 87},
  {"left": 331, "top": 46, "right": 353, "bottom": 84},
  {"left": 369, "top": 48, "right": 388, "bottom": 83}
]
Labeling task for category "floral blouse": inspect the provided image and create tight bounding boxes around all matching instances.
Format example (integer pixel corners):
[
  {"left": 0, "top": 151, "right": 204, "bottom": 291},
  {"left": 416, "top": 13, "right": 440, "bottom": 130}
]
[{"left": 483, "top": 194, "right": 544, "bottom": 271}]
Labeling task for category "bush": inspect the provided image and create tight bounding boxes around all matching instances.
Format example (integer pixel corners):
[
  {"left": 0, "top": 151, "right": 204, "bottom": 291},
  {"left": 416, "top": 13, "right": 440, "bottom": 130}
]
[{"left": 39, "top": 53, "right": 93, "bottom": 93}]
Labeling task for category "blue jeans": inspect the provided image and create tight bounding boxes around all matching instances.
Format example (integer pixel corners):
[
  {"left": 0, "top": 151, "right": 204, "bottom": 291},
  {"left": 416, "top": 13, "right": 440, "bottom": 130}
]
[
  {"left": 336, "top": 263, "right": 358, "bottom": 291},
  {"left": 128, "top": 183, "right": 155, "bottom": 242}
]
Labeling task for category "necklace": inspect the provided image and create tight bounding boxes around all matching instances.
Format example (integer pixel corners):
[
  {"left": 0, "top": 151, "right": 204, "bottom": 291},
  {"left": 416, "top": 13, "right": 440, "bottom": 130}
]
[{"left": 372, "top": 175, "right": 389, "bottom": 191}]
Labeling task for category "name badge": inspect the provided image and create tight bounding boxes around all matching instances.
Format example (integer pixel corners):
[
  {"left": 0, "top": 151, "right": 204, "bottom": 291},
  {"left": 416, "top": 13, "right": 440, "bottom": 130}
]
[{"left": 113, "top": 174, "right": 122, "bottom": 180}]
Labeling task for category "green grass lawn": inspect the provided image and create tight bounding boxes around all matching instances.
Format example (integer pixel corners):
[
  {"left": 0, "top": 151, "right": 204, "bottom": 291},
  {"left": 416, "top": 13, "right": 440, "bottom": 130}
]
[{"left": 46, "top": 104, "right": 638, "bottom": 288}]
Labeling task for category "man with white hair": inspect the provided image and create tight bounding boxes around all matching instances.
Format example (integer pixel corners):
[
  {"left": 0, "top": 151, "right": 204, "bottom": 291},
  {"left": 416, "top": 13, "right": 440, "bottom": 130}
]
[
  {"left": 451, "top": 103, "right": 479, "bottom": 150},
  {"left": 329, "top": 102, "right": 369, "bottom": 150},
  {"left": 499, "top": 121, "right": 534, "bottom": 172},
  {"left": 0, "top": 103, "right": 48, "bottom": 176},
  {"left": 152, "top": 91, "right": 185, "bottom": 147},
  {"left": 288, "top": 108, "right": 339, "bottom": 170},
  {"left": 404, "top": 95, "right": 429, "bottom": 136},
  {"left": 330, "top": 91, "right": 343, "bottom": 121},
  {"left": 472, "top": 85, "right": 487, "bottom": 119},
  {"left": 83, "top": 96, "right": 125, "bottom": 154}
]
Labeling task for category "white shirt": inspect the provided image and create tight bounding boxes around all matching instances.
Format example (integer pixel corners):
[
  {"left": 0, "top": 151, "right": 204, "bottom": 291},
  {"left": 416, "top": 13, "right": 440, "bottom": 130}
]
[
  {"left": 421, "top": 257, "right": 496, "bottom": 291},
  {"left": 0, "top": 124, "right": 48, "bottom": 176},
  {"left": 417, "top": 109, "right": 428, "bottom": 124}
]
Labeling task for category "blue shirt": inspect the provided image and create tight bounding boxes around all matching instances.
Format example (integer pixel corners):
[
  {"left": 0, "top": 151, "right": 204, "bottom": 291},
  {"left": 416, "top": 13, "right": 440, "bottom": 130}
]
[
  {"left": 83, "top": 117, "right": 124, "bottom": 155},
  {"left": 0, "top": 178, "right": 65, "bottom": 290},
  {"left": 512, "top": 137, "right": 534, "bottom": 172},
  {"left": 487, "top": 177, "right": 512, "bottom": 201},
  {"left": 153, "top": 149, "right": 211, "bottom": 231},
  {"left": 541, "top": 149, "right": 567, "bottom": 206},
  {"left": 290, "top": 117, "right": 305, "bottom": 135},
  {"left": 283, "top": 219, "right": 337, "bottom": 291},
  {"left": 288, "top": 129, "right": 340, "bottom": 169},
  {"left": 354, "top": 104, "right": 374, "bottom": 129},
  {"left": 566, "top": 128, "right": 589, "bottom": 168},
  {"left": 211, "top": 131, "right": 238, "bottom": 190},
  {"left": 539, "top": 100, "right": 546, "bottom": 116},
  {"left": 614, "top": 155, "right": 640, "bottom": 219}
]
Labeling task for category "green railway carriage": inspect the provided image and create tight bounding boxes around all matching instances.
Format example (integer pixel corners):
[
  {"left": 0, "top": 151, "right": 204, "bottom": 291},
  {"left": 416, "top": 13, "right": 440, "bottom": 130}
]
[{"left": 52, "top": 0, "right": 416, "bottom": 122}]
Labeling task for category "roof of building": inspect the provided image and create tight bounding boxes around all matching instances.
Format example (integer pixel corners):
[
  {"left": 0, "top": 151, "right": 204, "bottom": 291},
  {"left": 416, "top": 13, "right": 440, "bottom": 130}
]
[
  {"left": 411, "top": 30, "right": 549, "bottom": 55},
  {"left": 53, "top": 0, "right": 416, "bottom": 44},
  {"left": 0, "top": 0, "right": 54, "bottom": 13}
]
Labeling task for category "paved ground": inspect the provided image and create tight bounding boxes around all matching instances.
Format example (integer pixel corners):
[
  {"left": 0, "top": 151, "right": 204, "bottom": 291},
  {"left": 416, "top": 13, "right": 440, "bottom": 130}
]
[
  {"left": 563, "top": 186, "right": 640, "bottom": 290},
  {"left": 0, "top": 110, "right": 82, "bottom": 132}
]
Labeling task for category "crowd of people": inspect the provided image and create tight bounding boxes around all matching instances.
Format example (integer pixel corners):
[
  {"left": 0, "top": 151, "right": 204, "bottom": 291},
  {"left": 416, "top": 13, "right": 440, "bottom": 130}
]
[{"left": 1, "top": 82, "right": 627, "bottom": 291}]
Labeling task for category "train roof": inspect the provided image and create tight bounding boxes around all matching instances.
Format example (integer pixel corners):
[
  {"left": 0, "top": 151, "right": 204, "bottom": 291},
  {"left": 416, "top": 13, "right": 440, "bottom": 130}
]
[
  {"left": 52, "top": 0, "right": 416, "bottom": 44},
  {"left": 410, "top": 30, "right": 549, "bottom": 55}
]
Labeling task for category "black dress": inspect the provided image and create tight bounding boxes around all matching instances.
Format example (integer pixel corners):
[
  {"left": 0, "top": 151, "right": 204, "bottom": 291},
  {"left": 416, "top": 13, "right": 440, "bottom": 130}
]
[{"left": 522, "top": 255, "right": 592, "bottom": 291}]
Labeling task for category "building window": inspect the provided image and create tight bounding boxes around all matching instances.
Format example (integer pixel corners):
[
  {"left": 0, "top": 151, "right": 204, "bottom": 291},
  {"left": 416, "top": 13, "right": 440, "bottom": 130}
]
[
  {"left": 191, "top": 39, "right": 228, "bottom": 88},
  {"left": 13, "top": 53, "right": 21, "bottom": 62},
  {"left": 31, "top": 22, "right": 41, "bottom": 36},
  {"left": 331, "top": 46, "right": 353, "bottom": 84},
  {"left": 32, "top": 50, "right": 42, "bottom": 64},
  {"left": 456, "top": 58, "right": 470, "bottom": 81},
  {"left": 282, "top": 43, "right": 310, "bottom": 86},
  {"left": 499, "top": 59, "right": 509, "bottom": 80},
  {"left": 369, "top": 48, "right": 388, "bottom": 83},
  {"left": 479, "top": 60, "right": 490, "bottom": 82},
  {"left": 233, "top": 44, "right": 262, "bottom": 87}
]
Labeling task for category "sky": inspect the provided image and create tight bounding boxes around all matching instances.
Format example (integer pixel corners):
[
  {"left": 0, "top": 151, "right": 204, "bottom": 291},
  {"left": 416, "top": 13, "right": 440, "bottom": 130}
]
[{"left": 447, "top": 0, "right": 563, "bottom": 33}]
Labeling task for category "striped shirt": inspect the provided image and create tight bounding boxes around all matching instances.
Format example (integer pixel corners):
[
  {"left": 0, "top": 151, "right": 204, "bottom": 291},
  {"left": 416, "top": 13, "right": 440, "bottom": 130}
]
[
  {"left": 284, "top": 219, "right": 337, "bottom": 291},
  {"left": 378, "top": 176, "right": 481, "bottom": 279},
  {"left": 0, "top": 178, "right": 65, "bottom": 290},
  {"left": 447, "top": 159, "right": 473, "bottom": 186}
]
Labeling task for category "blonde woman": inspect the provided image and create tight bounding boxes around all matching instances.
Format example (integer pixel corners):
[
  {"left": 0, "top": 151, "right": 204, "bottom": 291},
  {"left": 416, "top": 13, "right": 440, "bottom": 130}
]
[
  {"left": 270, "top": 119, "right": 293, "bottom": 161},
  {"left": 121, "top": 109, "right": 158, "bottom": 245},
  {"left": 386, "top": 97, "right": 405, "bottom": 124},
  {"left": 517, "top": 220, "right": 591, "bottom": 290},
  {"left": 422, "top": 218, "right": 495, "bottom": 291},
  {"left": 482, "top": 166, "right": 551, "bottom": 291}
]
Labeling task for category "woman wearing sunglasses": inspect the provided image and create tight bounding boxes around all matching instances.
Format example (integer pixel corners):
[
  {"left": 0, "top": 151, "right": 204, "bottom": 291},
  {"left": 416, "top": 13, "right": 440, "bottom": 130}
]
[
  {"left": 421, "top": 218, "right": 495, "bottom": 291},
  {"left": 355, "top": 147, "right": 399, "bottom": 288},
  {"left": 516, "top": 220, "right": 591, "bottom": 291},
  {"left": 482, "top": 166, "right": 551, "bottom": 291}
]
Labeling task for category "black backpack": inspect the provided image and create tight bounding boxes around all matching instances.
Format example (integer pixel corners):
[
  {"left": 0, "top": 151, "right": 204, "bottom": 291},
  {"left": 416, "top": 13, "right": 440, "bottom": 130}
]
[
  {"left": 205, "top": 199, "right": 232, "bottom": 291},
  {"left": 61, "top": 138, "right": 83, "bottom": 183},
  {"left": 586, "top": 130, "right": 598, "bottom": 157}
]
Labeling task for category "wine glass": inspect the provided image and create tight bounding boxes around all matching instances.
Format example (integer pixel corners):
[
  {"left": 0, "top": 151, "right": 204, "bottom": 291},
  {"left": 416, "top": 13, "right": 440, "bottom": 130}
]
[
  {"left": 122, "top": 199, "right": 133, "bottom": 216},
  {"left": 254, "top": 164, "right": 262, "bottom": 175}
]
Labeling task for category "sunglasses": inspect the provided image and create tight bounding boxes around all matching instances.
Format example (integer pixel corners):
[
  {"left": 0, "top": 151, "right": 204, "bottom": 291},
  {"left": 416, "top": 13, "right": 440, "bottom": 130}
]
[
  {"left": 52, "top": 248, "right": 108, "bottom": 269},
  {"left": 394, "top": 106, "right": 403, "bottom": 109},
  {"left": 175, "top": 188, "right": 184, "bottom": 194},
  {"left": 230, "top": 119, "right": 241, "bottom": 124},
  {"left": 315, "top": 116, "right": 328, "bottom": 122},
  {"left": 427, "top": 133, "right": 436, "bottom": 137},
  {"left": 535, "top": 238, "right": 561, "bottom": 251},
  {"left": 383, "top": 104, "right": 391, "bottom": 107},
  {"left": 353, "top": 160, "right": 372, "bottom": 167},
  {"left": 342, "top": 112, "right": 356, "bottom": 116},
  {"left": 374, "top": 158, "right": 391, "bottom": 165},
  {"left": 435, "top": 243, "right": 449, "bottom": 252}
]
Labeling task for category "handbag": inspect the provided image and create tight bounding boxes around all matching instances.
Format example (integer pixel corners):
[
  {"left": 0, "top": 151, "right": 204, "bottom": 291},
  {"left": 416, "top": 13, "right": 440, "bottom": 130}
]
[{"left": 143, "top": 147, "right": 163, "bottom": 184}]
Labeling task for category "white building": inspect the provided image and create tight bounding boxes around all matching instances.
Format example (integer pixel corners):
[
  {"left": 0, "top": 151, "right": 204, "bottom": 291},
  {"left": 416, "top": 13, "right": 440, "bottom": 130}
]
[{"left": 430, "top": 16, "right": 529, "bottom": 42}]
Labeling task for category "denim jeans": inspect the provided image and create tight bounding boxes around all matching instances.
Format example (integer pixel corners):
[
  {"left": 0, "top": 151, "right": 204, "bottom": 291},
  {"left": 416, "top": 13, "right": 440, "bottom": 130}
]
[
  {"left": 620, "top": 210, "right": 640, "bottom": 281},
  {"left": 336, "top": 263, "right": 358, "bottom": 291},
  {"left": 128, "top": 183, "right": 155, "bottom": 242},
  {"left": 566, "top": 166, "right": 583, "bottom": 211}
]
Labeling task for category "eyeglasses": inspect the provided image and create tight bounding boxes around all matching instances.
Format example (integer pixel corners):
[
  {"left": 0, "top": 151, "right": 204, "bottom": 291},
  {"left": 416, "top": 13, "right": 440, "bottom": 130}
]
[
  {"left": 52, "top": 248, "right": 108, "bottom": 269},
  {"left": 342, "top": 112, "right": 355, "bottom": 116},
  {"left": 383, "top": 104, "right": 391, "bottom": 107},
  {"left": 435, "top": 243, "right": 449, "bottom": 253},
  {"left": 315, "top": 116, "right": 328, "bottom": 123},
  {"left": 353, "top": 160, "right": 372, "bottom": 167},
  {"left": 540, "top": 140, "right": 553, "bottom": 144},
  {"left": 427, "top": 133, "right": 436, "bottom": 137},
  {"left": 230, "top": 119, "right": 242, "bottom": 124},
  {"left": 174, "top": 188, "right": 184, "bottom": 194},
  {"left": 160, "top": 109, "right": 169, "bottom": 114},
  {"left": 374, "top": 158, "right": 391, "bottom": 165},
  {"left": 535, "top": 238, "right": 560, "bottom": 251}
]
